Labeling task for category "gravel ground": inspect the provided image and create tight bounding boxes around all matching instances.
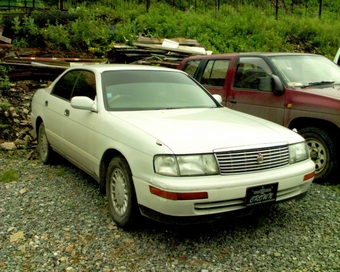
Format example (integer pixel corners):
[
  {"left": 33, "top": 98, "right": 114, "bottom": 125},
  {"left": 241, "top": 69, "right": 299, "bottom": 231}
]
[{"left": 0, "top": 153, "right": 339, "bottom": 272}]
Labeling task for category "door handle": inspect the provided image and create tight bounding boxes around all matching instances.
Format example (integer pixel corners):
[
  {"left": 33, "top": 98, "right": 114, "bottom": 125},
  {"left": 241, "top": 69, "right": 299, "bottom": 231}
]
[
  {"left": 64, "top": 109, "right": 70, "bottom": 116},
  {"left": 229, "top": 98, "right": 237, "bottom": 104}
]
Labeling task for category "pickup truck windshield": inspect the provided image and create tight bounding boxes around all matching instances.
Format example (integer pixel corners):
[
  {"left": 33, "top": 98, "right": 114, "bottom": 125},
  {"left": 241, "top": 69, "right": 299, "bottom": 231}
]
[{"left": 270, "top": 55, "right": 340, "bottom": 87}]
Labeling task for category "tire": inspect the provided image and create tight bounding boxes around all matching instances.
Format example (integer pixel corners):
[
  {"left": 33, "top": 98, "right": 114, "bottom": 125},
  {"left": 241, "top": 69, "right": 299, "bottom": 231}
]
[
  {"left": 38, "top": 122, "right": 55, "bottom": 164},
  {"left": 106, "top": 156, "right": 138, "bottom": 228},
  {"left": 299, "top": 126, "right": 339, "bottom": 182}
]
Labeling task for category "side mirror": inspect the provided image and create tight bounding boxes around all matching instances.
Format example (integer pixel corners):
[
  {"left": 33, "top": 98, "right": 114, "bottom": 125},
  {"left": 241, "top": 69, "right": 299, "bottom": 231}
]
[
  {"left": 272, "top": 74, "right": 284, "bottom": 96},
  {"left": 258, "top": 75, "right": 284, "bottom": 96},
  {"left": 212, "top": 94, "right": 222, "bottom": 104},
  {"left": 71, "top": 96, "right": 97, "bottom": 112}
]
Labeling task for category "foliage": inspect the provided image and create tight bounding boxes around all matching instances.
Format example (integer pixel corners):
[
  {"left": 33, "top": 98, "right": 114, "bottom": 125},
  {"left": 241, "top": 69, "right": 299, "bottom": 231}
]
[
  {"left": 328, "top": 184, "right": 340, "bottom": 194},
  {"left": 0, "top": 98, "right": 11, "bottom": 112},
  {"left": 0, "top": 169, "right": 19, "bottom": 183},
  {"left": 1, "top": 1, "right": 340, "bottom": 59},
  {"left": 0, "top": 66, "right": 11, "bottom": 91}
]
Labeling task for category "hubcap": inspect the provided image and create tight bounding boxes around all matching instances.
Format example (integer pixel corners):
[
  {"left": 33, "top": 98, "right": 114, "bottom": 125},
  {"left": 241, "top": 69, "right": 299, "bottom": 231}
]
[
  {"left": 110, "top": 168, "right": 128, "bottom": 216},
  {"left": 307, "top": 139, "right": 326, "bottom": 174}
]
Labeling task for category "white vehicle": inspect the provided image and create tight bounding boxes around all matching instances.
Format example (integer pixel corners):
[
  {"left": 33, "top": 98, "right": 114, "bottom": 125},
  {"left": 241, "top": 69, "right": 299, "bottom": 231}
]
[{"left": 31, "top": 64, "right": 315, "bottom": 228}]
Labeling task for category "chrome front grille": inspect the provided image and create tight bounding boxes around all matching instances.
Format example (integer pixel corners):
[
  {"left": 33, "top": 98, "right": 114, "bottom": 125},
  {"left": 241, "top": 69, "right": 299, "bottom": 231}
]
[{"left": 215, "top": 145, "right": 289, "bottom": 174}]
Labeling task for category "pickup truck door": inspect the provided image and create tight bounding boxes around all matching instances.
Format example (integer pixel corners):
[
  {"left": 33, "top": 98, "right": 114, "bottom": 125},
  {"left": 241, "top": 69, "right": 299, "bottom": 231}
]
[{"left": 226, "top": 56, "right": 285, "bottom": 125}]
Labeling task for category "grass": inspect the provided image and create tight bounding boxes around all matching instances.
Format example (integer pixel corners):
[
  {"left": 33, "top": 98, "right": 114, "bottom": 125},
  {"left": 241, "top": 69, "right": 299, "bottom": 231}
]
[
  {"left": 2, "top": 1, "right": 340, "bottom": 60},
  {"left": 328, "top": 184, "right": 340, "bottom": 194},
  {"left": 0, "top": 168, "right": 19, "bottom": 183}
]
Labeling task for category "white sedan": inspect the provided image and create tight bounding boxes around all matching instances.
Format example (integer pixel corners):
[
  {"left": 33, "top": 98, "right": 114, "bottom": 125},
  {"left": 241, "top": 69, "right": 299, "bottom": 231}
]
[{"left": 31, "top": 64, "right": 315, "bottom": 228}]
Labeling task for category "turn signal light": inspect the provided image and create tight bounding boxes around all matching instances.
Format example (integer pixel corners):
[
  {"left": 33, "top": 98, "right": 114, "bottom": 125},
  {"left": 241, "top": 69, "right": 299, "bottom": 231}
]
[
  {"left": 303, "top": 171, "right": 315, "bottom": 181},
  {"left": 149, "top": 186, "right": 208, "bottom": 200}
]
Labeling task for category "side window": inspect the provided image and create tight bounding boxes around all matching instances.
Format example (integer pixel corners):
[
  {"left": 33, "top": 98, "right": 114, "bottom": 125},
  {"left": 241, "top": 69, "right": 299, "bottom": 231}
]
[
  {"left": 52, "top": 70, "right": 80, "bottom": 100},
  {"left": 182, "top": 60, "right": 201, "bottom": 77},
  {"left": 71, "top": 71, "right": 96, "bottom": 100},
  {"left": 201, "top": 59, "right": 230, "bottom": 87},
  {"left": 233, "top": 57, "right": 272, "bottom": 90}
]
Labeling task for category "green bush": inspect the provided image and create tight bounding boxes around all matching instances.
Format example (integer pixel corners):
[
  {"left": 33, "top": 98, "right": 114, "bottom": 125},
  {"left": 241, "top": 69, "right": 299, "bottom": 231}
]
[
  {"left": 1, "top": 1, "right": 340, "bottom": 60},
  {"left": 0, "top": 66, "right": 11, "bottom": 91}
]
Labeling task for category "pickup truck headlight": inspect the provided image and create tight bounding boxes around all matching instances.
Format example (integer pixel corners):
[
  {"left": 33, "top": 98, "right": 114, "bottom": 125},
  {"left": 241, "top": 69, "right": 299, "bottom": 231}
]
[
  {"left": 289, "top": 142, "right": 309, "bottom": 163},
  {"left": 154, "top": 154, "right": 219, "bottom": 176}
]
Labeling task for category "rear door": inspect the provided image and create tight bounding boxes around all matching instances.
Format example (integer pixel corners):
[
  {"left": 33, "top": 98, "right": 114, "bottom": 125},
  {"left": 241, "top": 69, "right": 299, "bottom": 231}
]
[{"left": 45, "top": 70, "right": 81, "bottom": 154}]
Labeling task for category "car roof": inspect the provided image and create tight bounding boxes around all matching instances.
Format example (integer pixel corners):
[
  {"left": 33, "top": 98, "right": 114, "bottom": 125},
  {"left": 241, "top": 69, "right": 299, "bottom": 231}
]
[
  {"left": 184, "top": 52, "right": 321, "bottom": 60},
  {"left": 68, "top": 64, "right": 181, "bottom": 73}
]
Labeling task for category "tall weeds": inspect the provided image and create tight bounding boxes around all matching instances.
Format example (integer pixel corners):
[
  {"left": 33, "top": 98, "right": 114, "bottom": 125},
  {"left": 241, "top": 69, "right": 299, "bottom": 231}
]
[{"left": 1, "top": 1, "right": 340, "bottom": 59}]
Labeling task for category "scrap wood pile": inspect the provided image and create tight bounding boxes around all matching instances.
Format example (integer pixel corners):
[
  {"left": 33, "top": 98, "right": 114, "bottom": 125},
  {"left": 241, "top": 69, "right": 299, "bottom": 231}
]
[
  {"left": 0, "top": 35, "right": 210, "bottom": 81},
  {"left": 113, "top": 35, "right": 211, "bottom": 68}
]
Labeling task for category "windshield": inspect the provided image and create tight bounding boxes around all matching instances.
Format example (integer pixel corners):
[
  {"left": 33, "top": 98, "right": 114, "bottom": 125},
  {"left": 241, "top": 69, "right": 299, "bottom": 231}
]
[
  {"left": 270, "top": 55, "right": 340, "bottom": 87},
  {"left": 102, "top": 70, "right": 220, "bottom": 111}
]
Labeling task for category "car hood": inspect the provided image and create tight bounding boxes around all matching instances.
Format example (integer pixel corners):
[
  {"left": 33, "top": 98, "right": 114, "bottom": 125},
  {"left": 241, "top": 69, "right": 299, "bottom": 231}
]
[
  {"left": 110, "top": 108, "right": 302, "bottom": 154},
  {"left": 298, "top": 85, "right": 340, "bottom": 99}
]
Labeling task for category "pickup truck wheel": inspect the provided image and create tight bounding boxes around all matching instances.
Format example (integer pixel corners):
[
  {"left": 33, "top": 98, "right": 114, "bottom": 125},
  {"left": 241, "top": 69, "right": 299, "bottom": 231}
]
[
  {"left": 106, "top": 157, "right": 138, "bottom": 228},
  {"left": 299, "top": 127, "right": 338, "bottom": 182},
  {"left": 38, "top": 122, "right": 55, "bottom": 164}
]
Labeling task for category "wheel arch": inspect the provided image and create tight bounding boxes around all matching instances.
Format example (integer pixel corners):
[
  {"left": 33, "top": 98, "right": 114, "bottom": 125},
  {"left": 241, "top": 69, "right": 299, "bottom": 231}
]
[
  {"left": 289, "top": 117, "right": 340, "bottom": 182},
  {"left": 35, "top": 117, "right": 43, "bottom": 136},
  {"left": 99, "top": 149, "right": 132, "bottom": 194},
  {"left": 288, "top": 117, "right": 340, "bottom": 136}
]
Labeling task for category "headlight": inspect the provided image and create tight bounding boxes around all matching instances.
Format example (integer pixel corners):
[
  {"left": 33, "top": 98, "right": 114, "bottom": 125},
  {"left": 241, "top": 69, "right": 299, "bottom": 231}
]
[
  {"left": 154, "top": 154, "right": 219, "bottom": 176},
  {"left": 289, "top": 142, "right": 309, "bottom": 163}
]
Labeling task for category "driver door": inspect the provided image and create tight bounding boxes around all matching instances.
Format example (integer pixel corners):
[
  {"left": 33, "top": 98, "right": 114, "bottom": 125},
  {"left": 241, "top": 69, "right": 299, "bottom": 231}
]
[{"left": 227, "top": 56, "right": 285, "bottom": 125}]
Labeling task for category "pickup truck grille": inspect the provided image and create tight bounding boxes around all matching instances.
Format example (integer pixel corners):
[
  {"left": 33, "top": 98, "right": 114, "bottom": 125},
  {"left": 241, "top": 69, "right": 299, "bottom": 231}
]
[{"left": 215, "top": 145, "right": 289, "bottom": 174}]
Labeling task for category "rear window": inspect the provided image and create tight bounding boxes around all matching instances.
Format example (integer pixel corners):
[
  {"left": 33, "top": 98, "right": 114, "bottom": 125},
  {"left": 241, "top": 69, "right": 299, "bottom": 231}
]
[
  {"left": 182, "top": 60, "right": 201, "bottom": 77},
  {"left": 201, "top": 59, "right": 230, "bottom": 87}
]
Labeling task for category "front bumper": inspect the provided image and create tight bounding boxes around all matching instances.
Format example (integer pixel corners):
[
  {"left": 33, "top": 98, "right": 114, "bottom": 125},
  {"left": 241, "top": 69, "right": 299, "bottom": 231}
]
[
  {"left": 139, "top": 190, "right": 308, "bottom": 225},
  {"left": 133, "top": 159, "right": 315, "bottom": 224}
]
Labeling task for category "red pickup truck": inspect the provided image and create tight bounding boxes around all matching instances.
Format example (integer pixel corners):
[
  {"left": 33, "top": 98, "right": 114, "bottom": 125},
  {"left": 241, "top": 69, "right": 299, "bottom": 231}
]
[{"left": 178, "top": 53, "right": 340, "bottom": 182}]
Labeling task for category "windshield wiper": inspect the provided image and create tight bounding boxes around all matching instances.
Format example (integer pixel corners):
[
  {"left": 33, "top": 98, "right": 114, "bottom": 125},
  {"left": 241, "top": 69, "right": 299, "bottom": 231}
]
[{"left": 301, "top": 80, "right": 335, "bottom": 88}]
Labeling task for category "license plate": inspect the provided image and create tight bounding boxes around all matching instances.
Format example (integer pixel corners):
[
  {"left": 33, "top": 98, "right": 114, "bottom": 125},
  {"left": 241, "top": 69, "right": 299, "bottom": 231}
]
[{"left": 245, "top": 183, "right": 278, "bottom": 206}]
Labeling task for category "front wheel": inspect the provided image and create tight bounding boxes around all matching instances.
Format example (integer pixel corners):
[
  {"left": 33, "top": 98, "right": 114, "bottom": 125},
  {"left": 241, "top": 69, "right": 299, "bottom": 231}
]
[
  {"left": 299, "top": 126, "right": 339, "bottom": 182},
  {"left": 106, "top": 157, "right": 138, "bottom": 228}
]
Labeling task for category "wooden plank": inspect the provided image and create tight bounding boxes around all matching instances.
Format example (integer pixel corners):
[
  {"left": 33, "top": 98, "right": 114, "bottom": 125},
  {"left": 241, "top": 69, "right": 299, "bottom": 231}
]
[
  {"left": 0, "top": 35, "right": 12, "bottom": 44},
  {"left": 137, "top": 36, "right": 163, "bottom": 44},
  {"left": 0, "top": 44, "right": 12, "bottom": 48},
  {"left": 137, "top": 35, "right": 201, "bottom": 46},
  {"left": 133, "top": 42, "right": 206, "bottom": 55}
]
